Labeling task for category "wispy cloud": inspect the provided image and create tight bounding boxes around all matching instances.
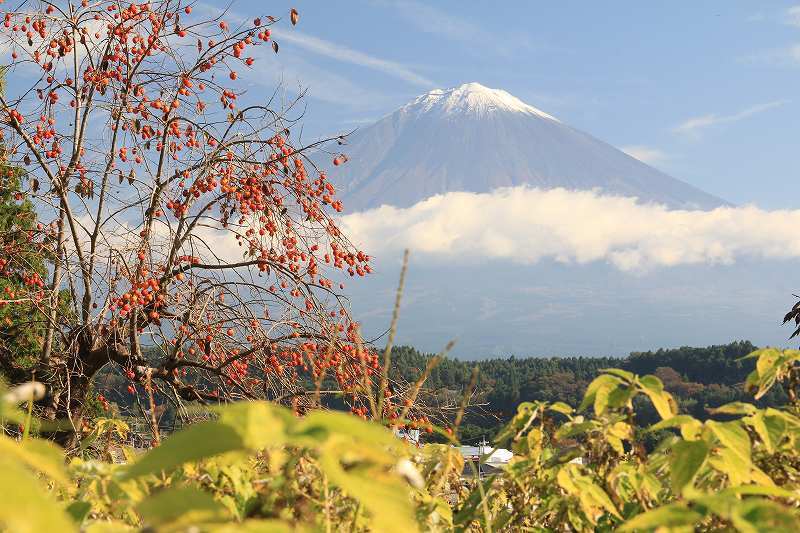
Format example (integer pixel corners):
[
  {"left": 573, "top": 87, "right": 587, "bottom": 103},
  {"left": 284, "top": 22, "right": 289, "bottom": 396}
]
[
  {"left": 741, "top": 43, "right": 800, "bottom": 67},
  {"left": 373, "top": 0, "right": 534, "bottom": 57},
  {"left": 377, "top": 0, "right": 484, "bottom": 44},
  {"left": 673, "top": 100, "right": 789, "bottom": 137},
  {"left": 270, "top": 28, "right": 436, "bottom": 88},
  {"left": 338, "top": 187, "right": 800, "bottom": 272},
  {"left": 194, "top": 1, "right": 434, "bottom": 105},
  {"left": 620, "top": 145, "right": 669, "bottom": 166},
  {"left": 245, "top": 50, "right": 392, "bottom": 109}
]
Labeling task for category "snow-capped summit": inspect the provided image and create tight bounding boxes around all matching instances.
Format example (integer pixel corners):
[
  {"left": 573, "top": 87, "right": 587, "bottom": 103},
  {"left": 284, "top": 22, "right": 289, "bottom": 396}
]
[
  {"left": 331, "top": 83, "right": 727, "bottom": 212},
  {"left": 400, "top": 82, "right": 560, "bottom": 121}
]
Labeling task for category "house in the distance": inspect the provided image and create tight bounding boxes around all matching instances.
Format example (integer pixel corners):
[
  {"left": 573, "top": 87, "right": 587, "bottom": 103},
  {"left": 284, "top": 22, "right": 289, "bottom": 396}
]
[{"left": 458, "top": 440, "right": 513, "bottom": 477}]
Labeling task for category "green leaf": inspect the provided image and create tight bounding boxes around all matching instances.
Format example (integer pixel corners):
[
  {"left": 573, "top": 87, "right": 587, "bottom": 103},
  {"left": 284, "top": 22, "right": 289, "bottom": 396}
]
[
  {"left": 557, "top": 465, "right": 621, "bottom": 521},
  {"left": 648, "top": 415, "right": 698, "bottom": 432},
  {"left": 746, "top": 412, "right": 781, "bottom": 453},
  {"left": 548, "top": 402, "right": 574, "bottom": 416},
  {"left": 723, "top": 485, "right": 800, "bottom": 500},
  {"left": 120, "top": 421, "right": 244, "bottom": 480},
  {"left": 0, "top": 435, "right": 68, "bottom": 486},
  {"left": 707, "top": 420, "right": 751, "bottom": 465},
  {"left": 709, "top": 402, "right": 758, "bottom": 416},
  {"left": 0, "top": 458, "right": 77, "bottom": 533},
  {"left": 215, "top": 401, "right": 292, "bottom": 449},
  {"left": 83, "top": 522, "right": 135, "bottom": 533},
  {"left": 291, "top": 409, "right": 398, "bottom": 449},
  {"left": 731, "top": 499, "right": 800, "bottom": 533},
  {"left": 65, "top": 501, "right": 91, "bottom": 525},
  {"left": 579, "top": 374, "right": 622, "bottom": 413},
  {"left": 708, "top": 446, "right": 752, "bottom": 486},
  {"left": 638, "top": 375, "right": 678, "bottom": 420},
  {"left": 670, "top": 440, "right": 708, "bottom": 494},
  {"left": 690, "top": 493, "right": 738, "bottom": 520},
  {"left": 454, "top": 476, "right": 496, "bottom": 529},
  {"left": 618, "top": 504, "right": 703, "bottom": 531},
  {"left": 209, "top": 520, "right": 298, "bottom": 532},
  {"left": 554, "top": 420, "right": 598, "bottom": 440},
  {"left": 296, "top": 411, "right": 416, "bottom": 533},
  {"left": 137, "top": 487, "right": 231, "bottom": 531},
  {"left": 600, "top": 368, "right": 636, "bottom": 383},
  {"left": 579, "top": 479, "right": 622, "bottom": 520},
  {"left": 747, "top": 348, "right": 787, "bottom": 399}
]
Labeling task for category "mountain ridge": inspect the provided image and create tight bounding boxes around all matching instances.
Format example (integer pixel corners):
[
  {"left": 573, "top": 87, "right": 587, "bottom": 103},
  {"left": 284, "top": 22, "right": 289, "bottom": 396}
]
[{"left": 330, "top": 82, "right": 728, "bottom": 212}]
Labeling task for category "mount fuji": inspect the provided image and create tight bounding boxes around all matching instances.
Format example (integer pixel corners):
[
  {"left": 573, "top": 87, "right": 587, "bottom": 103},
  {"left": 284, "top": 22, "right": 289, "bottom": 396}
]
[{"left": 330, "top": 82, "right": 727, "bottom": 212}]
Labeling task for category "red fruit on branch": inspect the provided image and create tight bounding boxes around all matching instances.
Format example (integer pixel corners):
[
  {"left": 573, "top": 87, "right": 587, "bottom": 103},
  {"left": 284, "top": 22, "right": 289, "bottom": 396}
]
[{"left": 0, "top": 0, "right": 373, "bottom": 432}]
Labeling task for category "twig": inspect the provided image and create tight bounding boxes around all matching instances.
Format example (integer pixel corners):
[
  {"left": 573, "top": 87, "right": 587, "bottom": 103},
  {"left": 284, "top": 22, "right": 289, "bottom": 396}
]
[
  {"left": 399, "top": 340, "right": 454, "bottom": 422},
  {"left": 454, "top": 366, "right": 479, "bottom": 438},
  {"left": 378, "top": 249, "right": 409, "bottom": 417},
  {"left": 354, "top": 329, "right": 378, "bottom": 420}
]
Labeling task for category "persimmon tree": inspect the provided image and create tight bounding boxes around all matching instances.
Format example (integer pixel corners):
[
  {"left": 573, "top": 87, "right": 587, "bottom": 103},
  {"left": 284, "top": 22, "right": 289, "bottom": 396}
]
[{"left": 0, "top": 0, "right": 378, "bottom": 442}]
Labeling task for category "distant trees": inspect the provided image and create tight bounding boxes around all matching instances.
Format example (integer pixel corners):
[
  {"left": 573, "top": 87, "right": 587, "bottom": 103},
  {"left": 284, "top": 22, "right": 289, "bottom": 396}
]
[
  {"left": 0, "top": 0, "right": 373, "bottom": 445},
  {"left": 389, "top": 341, "right": 787, "bottom": 442},
  {"left": 0, "top": 164, "right": 49, "bottom": 382}
]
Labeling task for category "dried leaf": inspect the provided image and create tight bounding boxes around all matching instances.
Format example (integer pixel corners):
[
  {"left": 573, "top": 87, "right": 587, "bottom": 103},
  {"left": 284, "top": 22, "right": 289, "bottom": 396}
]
[
  {"left": 272, "top": 41, "right": 279, "bottom": 53},
  {"left": 290, "top": 8, "right": 299, "bottom": 26}
]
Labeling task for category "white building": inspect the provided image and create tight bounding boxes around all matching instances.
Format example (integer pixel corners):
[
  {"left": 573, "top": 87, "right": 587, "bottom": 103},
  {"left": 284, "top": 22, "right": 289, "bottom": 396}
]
[{"left": 458, "top": 440, "right": 513, "bottom": 477}]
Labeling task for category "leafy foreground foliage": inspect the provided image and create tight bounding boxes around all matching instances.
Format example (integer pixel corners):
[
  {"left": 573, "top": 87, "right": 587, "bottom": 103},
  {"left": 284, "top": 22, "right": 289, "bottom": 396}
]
[{"left": 6, "top": 347, "right": 800, "bottom": 531}]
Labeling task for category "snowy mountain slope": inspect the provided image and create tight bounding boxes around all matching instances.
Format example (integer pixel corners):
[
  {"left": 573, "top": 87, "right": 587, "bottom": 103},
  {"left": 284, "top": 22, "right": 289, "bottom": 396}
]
[{"left": 329, "top": 82, "right": 727, "bottom": 212}]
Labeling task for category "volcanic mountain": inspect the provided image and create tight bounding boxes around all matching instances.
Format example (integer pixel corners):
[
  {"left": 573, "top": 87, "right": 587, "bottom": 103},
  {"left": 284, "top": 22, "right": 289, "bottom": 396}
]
[{"left": 330, "top": 82, "right": 726, "bottom": 211}]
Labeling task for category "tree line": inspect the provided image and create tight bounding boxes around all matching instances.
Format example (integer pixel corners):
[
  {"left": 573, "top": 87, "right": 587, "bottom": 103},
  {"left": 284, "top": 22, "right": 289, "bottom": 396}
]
[{"left": 388, "top": 341, "right": 787, "bottom": 443}]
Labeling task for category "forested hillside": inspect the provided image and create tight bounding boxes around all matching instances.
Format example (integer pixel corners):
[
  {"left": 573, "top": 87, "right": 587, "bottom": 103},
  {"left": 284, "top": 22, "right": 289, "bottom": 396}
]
[
  {"left": 93, "top": 340, "right": 791, "bottom": 444},
  {"left": 388, "top": 341, "right": 788, "bottom": 442}
]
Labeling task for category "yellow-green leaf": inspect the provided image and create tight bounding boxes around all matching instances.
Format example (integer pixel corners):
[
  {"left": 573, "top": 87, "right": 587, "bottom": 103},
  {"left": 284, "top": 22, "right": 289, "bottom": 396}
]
[
  {"left": 121, "top": 421, "right": 244, "bottom": 480},
  {"left": 137, "top": 487, "right": 231, "bottom": 531},
  {"left": 670, "top": 440, "right": 708, "bottom": 494},
  {"left": 638, "top": 375, "right": 678, "bottom": 420},
  {"left": 618, "top": 503, "right": 703, "bottom": 531},
  {"left": 0, "top": 459, "right": 77, "bottom": 533},
  {"left": 0, "top": 435, "right": 68, "bottom": 486}
]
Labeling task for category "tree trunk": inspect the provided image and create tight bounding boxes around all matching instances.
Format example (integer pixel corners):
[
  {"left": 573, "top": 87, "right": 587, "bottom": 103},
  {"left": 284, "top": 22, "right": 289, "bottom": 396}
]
[{"left": 39, "top": 335, "right": 127, "bottom": 449}]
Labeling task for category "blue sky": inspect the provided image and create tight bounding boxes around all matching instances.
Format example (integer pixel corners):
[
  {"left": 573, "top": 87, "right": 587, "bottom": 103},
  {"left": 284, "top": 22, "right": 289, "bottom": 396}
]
[{"left": 230, "top": 0, "right": 800, "bottom": 209}]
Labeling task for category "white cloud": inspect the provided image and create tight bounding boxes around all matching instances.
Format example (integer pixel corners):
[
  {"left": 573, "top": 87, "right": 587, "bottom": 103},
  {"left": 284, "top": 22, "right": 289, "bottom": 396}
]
[
  {"left": 338, "top": 187, "right": 800, "bottom": 271},
  {"left": 270, "top": 28, "right": 436, "bottom": 88},
  {"left": 673, "top": 100, "right": 789, "bottom": 137},
  {"left": 620, "top": 145, "right": 669, "bottom": 165}
]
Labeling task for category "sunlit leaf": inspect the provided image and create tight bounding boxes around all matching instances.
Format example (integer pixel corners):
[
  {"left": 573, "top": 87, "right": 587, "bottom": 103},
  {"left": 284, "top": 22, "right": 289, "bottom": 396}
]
[
  {"left": 0, "top": 436, "right": 68, "bottom": 486},
  {"left": 638, "top": 375, "right": 678, "bottom": 420},
  {"left": 579, "top": 374, "right": 622, "bottom": 413},
  {"left": 707, "top": 420, "right": 751, "bottom": 465},
  {"left": 121, "top": 421, "right": 244, "bottom": 480},
  {"left": 0, "top": 459, "right": 76, "bottom": 533},
  {"left": 709, "top": 402, "right": 758, "bottom": 416}
]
